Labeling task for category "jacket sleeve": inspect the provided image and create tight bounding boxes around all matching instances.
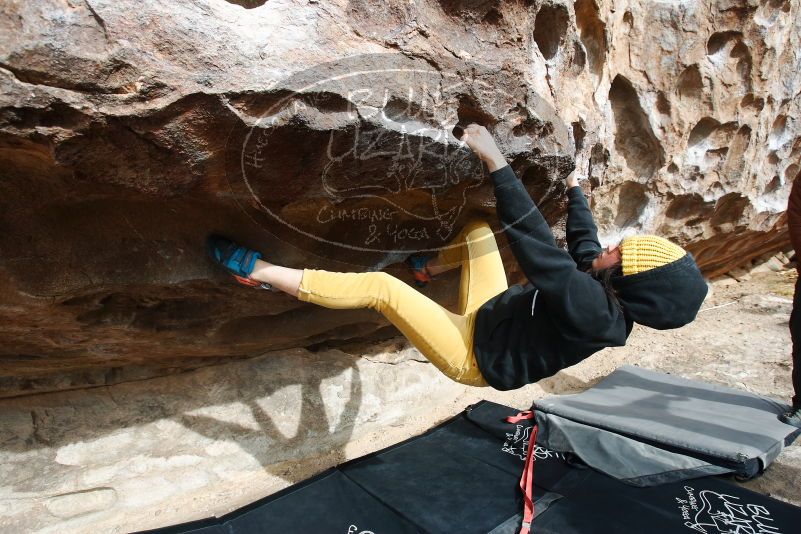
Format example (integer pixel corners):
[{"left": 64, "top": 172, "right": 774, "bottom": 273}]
[
  {"left": 491, "top": 165, "right": 624, "bottom": 340},
  {"left": 566, "top": 186, "right": 603, "bottom": 271}
]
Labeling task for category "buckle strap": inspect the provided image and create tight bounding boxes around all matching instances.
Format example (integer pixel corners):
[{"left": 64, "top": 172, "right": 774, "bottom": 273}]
[
  {"left": 505, "top": 410, "right": 538, "bottom": 534},
  {"left": 505, "top": 410, "right": 533, "bottom": 424}
]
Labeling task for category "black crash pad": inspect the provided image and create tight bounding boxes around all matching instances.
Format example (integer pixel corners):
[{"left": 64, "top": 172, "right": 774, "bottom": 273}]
[{"left": 138, "top": 400, "right": 800, "bottom": 534}]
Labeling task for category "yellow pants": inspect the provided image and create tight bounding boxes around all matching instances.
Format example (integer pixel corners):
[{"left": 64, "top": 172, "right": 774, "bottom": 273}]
[{"left": 297, "top": 220, "right": 508, "bottom": 386}]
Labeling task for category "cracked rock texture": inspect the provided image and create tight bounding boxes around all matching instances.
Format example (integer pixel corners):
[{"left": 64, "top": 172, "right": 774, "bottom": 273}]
[{"left": 0, "top": 0, "right": 799, "bottom": 396}]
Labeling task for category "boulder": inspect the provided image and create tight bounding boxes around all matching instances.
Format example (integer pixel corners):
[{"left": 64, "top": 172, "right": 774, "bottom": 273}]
[{"left": 0, "top": 0, "right": 799, "bottom": 394}]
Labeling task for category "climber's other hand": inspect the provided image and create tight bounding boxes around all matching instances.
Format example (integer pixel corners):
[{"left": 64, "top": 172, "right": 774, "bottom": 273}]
[
  {"left": 566, "top": 170, "right": 580, "bottom": 189},
  {"left": 461, "top": 124, "right": 507, "bottom": 172}
]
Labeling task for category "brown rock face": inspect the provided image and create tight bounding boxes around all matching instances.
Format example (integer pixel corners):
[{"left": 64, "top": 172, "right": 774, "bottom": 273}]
[{"left": 0, "top": 0, "right": 799, "bottom": 395}]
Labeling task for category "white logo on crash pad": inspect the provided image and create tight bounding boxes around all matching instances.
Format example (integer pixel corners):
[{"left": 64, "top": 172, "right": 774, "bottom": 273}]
[
  {"left": 502, "top": 424, "right": 564, "bottom": 461},
  {"left": 676, "top": 485, "right": 782, "bottom": 534}
]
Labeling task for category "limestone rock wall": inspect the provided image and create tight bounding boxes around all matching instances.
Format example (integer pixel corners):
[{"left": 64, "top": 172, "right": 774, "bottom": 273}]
[{"left": 0, "top": 0, "right": 799, "bottom": 395}]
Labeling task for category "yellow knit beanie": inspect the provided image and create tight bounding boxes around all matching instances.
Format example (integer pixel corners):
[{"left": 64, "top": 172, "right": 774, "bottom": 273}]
[{"left": 619, "top": 235, "right": 687, "bottom": 276}]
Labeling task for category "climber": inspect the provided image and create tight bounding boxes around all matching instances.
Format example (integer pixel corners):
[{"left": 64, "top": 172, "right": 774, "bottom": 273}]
[{"left": 206, "top": 124, "right": 708, "bottom": 390}]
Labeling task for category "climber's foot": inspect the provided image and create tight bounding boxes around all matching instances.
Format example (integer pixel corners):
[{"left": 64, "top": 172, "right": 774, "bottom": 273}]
[
  {"left": 406, "top": 254, "right": 436, "bottom": 288},
  {"left": 206, "top": 235, "right": 270, "bottom": 289}
]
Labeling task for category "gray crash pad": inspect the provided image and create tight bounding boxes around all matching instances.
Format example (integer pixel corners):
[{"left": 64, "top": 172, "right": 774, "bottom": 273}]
[{"left": 534, "top": 365, "right": 797, "bottom": 485}]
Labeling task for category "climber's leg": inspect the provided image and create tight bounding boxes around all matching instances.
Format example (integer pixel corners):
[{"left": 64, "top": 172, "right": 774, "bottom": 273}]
[
  {"left": 297, "top": 269, "right": 488, "bottom": 386},
  {"left": 436, "top": 219, "right": 509, "bottom": 316},
  {"left": 250, "top": 260, "right": 303, "bottom": 297}
]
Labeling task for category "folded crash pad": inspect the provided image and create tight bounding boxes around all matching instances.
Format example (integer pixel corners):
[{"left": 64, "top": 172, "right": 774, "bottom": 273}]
[{"left": 534, "top": 365, "right": 800, "bottom": 485}]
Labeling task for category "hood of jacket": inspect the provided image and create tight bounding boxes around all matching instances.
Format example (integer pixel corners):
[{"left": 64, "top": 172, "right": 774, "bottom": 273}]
[{"left": 611, "top": 253, "right": 708, "bottom": 330}]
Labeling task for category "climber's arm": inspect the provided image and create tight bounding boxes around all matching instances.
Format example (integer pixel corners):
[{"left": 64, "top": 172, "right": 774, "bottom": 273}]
[
  {"left": 460, "top": 124, "right": 624, "bottom": 338},
  {"left": 564, "top": 171, "right": 603, "bottom": 271},
  {"left": 460, "top": 124, "right": 558, "bottom": 248}
]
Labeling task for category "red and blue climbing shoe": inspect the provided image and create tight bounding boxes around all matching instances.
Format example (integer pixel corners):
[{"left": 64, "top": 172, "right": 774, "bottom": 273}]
[
  {"left": 206, "top": 235, "right": 271, "bottom": 290},
  {"left": 406, "top": 254, "right": 435, "bottom": 288}
]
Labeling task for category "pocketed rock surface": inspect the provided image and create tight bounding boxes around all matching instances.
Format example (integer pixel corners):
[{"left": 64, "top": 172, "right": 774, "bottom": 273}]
[
  {"left": 0, "top": 266, "right": 797, "bottom": 533},
  {"left": 1, "top": 0, "right": 800, "bottom": 530},
  {"left": 1, "top": 0, "right": 799, "bottom": 393}
]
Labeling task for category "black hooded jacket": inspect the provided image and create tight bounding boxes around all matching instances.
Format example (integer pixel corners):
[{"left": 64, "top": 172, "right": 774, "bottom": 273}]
[{"left": 472, "top": 165, "right": 708, "bottom": 391}]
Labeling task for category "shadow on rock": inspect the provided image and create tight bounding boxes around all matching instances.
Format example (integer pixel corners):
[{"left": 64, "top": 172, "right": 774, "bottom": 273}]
[
  {"left": 179, "top": 358, "right": 363, "bottom": 475},
  {"left": 0, "top": 348, "right": 365, "bottom": 495}
]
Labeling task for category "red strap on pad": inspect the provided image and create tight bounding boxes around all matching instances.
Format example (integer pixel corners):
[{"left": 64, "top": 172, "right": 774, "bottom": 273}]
[
  {"left": 505, "top": 410, "right": 533, "bottom": 424},
  {"left": 505, "top": 411, "right": 538, "bottom": 534}
]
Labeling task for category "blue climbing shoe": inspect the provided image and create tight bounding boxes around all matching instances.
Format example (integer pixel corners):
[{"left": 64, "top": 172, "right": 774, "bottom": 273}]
[
  {"left": 406, "top": 254, "right": 435, "bottom": 288},
  {"left": 205, "top": 235, "right": 268, "bottom": 288}
]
